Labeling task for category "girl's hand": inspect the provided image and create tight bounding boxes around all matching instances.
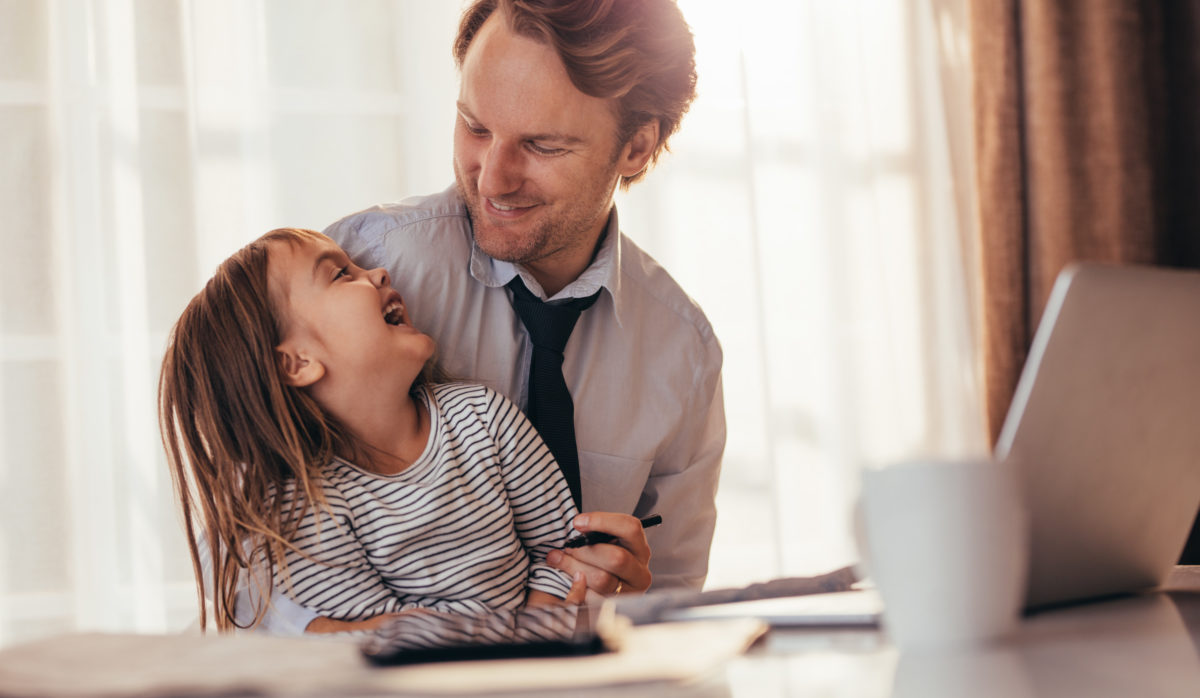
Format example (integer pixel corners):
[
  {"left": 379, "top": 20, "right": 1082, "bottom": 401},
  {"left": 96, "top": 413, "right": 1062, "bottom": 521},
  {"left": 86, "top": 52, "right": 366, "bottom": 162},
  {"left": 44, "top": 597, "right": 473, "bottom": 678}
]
[
  {"left": 305, "top": 612, "right": 403, "bottom": 633},
  {"left": 525, "top": 572, "right": 588, "bottom": 607},
  {"left": 305, "top": 608, "right": 439, "bottom": 634}
]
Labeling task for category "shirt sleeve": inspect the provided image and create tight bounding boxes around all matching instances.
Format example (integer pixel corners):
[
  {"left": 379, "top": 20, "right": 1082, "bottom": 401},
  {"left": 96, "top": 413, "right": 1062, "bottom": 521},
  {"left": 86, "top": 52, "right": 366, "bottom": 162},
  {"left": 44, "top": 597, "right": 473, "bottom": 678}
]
[
  {"left": 637, "top": 344, "right": 726, "bottom": 591},
  {"left": 270, "top": 483, "right": 405, "bottom": 625},
  {"left": 236, "top": 583, "right": 320, "bottom": 635},
  {"left": 195, "top": 526, "right": 321, "bottom": 634},
  {"left": 484, "top": 389, "right": 579, "bottom": 600}
]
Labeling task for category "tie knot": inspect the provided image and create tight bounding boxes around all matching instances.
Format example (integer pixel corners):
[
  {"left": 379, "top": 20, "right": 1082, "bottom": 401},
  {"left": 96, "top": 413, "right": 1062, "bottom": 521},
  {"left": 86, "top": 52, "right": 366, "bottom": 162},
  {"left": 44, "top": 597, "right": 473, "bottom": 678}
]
[{"left": 507, "top": 277, "right": 601, "bottom": 353}]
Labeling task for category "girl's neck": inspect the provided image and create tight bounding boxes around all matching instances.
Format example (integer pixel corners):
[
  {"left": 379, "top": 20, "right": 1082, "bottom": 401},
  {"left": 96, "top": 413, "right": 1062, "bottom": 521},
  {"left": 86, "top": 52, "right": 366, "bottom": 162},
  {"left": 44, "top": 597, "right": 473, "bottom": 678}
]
[{"left": 330, "top": 387, "right": 431, "bottom": 476}]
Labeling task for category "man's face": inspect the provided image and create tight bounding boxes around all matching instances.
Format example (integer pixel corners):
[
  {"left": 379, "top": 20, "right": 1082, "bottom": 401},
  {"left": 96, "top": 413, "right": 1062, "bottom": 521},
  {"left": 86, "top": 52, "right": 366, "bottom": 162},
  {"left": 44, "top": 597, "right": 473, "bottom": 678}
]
[{"left": 453, "top": 13, "right": 626, "bottom": 285}]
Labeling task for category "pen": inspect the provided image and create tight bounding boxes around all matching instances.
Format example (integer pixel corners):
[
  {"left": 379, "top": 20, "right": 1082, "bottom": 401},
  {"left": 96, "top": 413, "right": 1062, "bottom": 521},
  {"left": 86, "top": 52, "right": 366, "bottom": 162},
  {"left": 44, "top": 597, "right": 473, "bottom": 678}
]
[{"left": 563, "top": 514, "right": 663, "bottom": 549}]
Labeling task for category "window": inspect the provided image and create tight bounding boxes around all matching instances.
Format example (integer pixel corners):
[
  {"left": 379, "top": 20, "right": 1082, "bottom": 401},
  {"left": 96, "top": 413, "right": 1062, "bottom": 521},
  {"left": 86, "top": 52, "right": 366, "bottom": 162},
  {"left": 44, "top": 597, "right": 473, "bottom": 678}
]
[{"left": 0, "top": 0, "right": 980, "bottom": 646}]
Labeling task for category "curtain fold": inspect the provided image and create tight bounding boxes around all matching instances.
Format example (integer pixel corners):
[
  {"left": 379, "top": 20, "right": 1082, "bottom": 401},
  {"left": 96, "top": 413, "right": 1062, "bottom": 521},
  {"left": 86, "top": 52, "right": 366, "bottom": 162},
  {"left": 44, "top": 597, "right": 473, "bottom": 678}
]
[{"left": 971, "top": 0, "right": 1200, "bottom": 560}]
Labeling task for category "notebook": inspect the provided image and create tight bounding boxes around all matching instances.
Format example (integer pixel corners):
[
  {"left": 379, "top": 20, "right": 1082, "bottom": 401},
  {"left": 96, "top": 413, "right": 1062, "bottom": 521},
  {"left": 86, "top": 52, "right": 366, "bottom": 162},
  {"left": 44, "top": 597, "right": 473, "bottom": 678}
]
[
  {"left": 995, "top": 262, "right": 1200, "bottom": 609},
  {"left": 659, "top": 588, "right": 882, "bottom": 627}
]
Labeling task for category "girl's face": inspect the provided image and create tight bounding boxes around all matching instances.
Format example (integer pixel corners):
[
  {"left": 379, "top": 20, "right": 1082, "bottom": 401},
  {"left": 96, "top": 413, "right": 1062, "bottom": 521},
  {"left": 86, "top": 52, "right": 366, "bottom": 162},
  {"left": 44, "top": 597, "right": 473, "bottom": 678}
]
[{"left": 267, "top": 234, "right": 435, "bottom": 392}]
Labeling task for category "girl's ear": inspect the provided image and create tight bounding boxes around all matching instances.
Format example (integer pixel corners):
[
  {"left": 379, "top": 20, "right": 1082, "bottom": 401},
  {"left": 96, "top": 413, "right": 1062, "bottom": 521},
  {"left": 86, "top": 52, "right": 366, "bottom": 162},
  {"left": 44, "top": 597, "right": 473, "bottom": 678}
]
[{"left": 275, "top": 343, "right": 325, "bottom": 387}]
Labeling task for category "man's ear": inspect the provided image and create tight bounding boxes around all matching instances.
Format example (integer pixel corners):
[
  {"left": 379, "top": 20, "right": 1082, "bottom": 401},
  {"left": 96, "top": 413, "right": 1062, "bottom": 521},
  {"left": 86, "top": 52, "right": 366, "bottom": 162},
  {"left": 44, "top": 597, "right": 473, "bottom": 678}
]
[
  {"left": 616, "top": 120, "right": 660, "bottom": 179},
  {"left": 275, "top": 343, "right": 325, "bottom": 387}
]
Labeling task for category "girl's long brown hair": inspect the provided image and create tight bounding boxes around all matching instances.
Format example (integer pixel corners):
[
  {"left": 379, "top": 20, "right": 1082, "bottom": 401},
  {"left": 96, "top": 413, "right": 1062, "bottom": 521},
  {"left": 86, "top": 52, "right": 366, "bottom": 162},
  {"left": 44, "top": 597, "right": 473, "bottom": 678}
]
[{"left": 158, "top": 228, "right": 438, "bottom": 631}]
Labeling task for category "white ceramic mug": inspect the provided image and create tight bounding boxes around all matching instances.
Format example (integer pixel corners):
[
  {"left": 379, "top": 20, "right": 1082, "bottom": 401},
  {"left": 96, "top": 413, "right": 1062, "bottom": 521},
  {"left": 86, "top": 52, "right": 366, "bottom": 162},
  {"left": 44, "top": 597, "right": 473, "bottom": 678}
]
[{"left": 858, "top": 458, "right": 1029, "bottom": 649}]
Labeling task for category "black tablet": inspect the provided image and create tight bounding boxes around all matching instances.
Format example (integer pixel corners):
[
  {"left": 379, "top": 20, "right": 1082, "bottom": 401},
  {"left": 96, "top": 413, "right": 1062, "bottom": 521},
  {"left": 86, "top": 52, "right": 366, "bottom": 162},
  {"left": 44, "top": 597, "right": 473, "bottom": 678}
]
[{"left": 360, "top": 604, "right": 612, "bottom": 666}]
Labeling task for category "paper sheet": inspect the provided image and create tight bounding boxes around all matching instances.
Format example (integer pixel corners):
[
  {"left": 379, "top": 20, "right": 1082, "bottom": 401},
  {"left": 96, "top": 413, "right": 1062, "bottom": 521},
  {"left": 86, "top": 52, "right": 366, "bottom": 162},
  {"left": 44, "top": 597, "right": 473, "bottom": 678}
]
[{"left": 0, "top": 618, "right": 766, "bottom": 697}]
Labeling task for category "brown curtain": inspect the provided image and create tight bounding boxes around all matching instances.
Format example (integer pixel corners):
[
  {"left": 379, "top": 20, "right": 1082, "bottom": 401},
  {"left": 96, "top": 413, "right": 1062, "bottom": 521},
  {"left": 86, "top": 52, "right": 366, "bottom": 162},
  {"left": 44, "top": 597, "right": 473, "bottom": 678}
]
[{"left": 970, "top": 1, "right": 1200, "bottom": 561}]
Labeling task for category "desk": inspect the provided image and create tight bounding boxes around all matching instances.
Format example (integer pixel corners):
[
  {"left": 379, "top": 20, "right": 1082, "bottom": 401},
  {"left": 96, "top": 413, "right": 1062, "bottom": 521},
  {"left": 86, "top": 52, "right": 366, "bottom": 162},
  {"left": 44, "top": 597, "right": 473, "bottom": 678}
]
[
  {"left": 707, "top": 566, "right": 1200, "bottom": 698},
  {"left": 2, "top": 569, "right": 1198, "bottom": 697}
]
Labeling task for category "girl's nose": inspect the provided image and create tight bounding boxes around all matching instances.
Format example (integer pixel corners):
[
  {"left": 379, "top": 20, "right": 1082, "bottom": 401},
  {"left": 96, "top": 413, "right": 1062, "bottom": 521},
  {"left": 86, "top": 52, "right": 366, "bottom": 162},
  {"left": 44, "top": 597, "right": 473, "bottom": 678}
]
[{"left": 370, "top": 267, "right": 390, "bottom": 288}]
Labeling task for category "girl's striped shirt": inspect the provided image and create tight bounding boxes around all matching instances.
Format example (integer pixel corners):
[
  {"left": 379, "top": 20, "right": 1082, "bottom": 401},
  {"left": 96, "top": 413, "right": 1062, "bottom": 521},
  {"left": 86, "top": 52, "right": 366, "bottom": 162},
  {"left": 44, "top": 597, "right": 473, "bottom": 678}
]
[{"left": 273, "top": 382, "right": 579, "bottom": 619}]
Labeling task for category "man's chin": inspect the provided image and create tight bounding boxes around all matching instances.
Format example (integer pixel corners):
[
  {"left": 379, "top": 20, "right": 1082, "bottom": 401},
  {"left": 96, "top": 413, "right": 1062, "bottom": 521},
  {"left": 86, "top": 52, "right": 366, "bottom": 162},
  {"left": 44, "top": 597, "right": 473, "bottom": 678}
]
[
  {"left": 473, "top": 230, "right": 535, "bottom": 264},
  {"left": 456, "top": 187, "right": 545, "bottom": 262}
]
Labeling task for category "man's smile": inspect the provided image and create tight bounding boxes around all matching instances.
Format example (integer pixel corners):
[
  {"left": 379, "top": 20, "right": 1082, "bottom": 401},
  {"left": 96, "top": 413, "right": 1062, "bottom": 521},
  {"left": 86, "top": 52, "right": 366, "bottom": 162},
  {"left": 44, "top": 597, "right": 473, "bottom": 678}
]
[{"left": 485, "top": 198, "right": 538, "bottom": 217}]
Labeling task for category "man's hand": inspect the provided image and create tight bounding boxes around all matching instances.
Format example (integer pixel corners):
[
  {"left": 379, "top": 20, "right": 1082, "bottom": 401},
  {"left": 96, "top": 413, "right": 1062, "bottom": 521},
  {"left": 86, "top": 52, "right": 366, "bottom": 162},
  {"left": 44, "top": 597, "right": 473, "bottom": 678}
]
[{"left": 547, "top": 512, "right": 652, "bottom": 595}]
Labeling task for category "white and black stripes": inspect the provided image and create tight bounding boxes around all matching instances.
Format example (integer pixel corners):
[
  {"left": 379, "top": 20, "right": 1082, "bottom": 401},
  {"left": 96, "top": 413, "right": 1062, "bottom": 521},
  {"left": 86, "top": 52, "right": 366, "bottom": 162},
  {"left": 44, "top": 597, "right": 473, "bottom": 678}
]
[
  {"left": 360, "top": 604, "right": 592, "bottom": 665},
  {"left": 273, "top": 383, "right": 579, "bottom": 621}
]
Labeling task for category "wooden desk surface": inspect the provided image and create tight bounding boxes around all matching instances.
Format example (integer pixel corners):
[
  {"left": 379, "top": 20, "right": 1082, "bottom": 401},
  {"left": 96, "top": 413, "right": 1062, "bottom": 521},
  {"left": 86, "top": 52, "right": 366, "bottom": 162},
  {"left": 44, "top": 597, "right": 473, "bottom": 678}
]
[{"left": 2, "top": 568, "right": 1198, "bottom": 697}]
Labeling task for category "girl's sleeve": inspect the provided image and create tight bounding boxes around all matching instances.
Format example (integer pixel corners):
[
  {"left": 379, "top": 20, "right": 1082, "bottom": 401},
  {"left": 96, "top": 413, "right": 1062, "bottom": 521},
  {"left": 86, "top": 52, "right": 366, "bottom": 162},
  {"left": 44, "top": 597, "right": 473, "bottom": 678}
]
[
  {"left": 195, "top": 527, "right": 320, "bottom": 634},
  {"left": 484, "top": 388, "right": 580, "bottom": 600},
  {"left": 271, "top": 481, "right": 405, "bottom": 623}
]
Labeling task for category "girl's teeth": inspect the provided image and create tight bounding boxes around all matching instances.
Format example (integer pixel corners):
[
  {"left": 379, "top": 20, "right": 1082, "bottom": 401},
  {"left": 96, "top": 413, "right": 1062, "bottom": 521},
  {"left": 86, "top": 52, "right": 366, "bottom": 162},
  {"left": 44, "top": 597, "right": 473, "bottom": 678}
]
[{"left": 384, "top": 302, "right": 404, "bottom": 325}]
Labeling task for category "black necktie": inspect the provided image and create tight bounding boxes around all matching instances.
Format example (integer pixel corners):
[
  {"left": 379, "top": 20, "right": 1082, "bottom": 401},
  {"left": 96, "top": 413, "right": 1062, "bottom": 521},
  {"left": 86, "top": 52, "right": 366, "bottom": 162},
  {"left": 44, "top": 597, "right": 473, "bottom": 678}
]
[{"left": 506, "top": 276, "right": 601, "bottom": 509}]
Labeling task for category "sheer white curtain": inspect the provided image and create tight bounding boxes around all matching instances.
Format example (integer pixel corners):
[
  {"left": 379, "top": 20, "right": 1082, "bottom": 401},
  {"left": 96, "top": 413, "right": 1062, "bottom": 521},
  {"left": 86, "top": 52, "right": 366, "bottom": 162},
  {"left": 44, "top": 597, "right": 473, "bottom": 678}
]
[
  {"left": 627, "top": 0, "right": 986, "bottom": 587},
  {"left": 0, "top": 0, "right": 981, "bottom": 647},
  {"left": 0, "top": 0, "right": 460, "bottom": 646}
]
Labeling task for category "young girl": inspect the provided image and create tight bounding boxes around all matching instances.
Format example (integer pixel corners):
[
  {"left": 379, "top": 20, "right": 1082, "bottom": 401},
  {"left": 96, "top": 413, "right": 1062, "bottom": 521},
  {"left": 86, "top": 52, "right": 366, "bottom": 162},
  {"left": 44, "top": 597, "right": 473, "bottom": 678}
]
[{"left": 159, "top": 227, "right": 583, "bottom": 632}]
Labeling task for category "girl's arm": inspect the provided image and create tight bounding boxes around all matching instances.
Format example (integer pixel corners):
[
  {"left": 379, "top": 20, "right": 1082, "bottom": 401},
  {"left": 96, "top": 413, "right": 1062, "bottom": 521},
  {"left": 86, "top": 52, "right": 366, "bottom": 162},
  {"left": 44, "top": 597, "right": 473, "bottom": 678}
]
[
  {"left": 195, "top": 528, "right": 321, "bottom": 633},
  {"left": 305, "top": 612, "right": 404, "bottom": 633},
  {"left": 525, "top": 573, "right": 587, "bottom": 607},
  {"left": 265, "top": 482, "right": 405, "bottom": 630},
  {"left": 484, "top": 390, "right": 581, "bottom": 601}
]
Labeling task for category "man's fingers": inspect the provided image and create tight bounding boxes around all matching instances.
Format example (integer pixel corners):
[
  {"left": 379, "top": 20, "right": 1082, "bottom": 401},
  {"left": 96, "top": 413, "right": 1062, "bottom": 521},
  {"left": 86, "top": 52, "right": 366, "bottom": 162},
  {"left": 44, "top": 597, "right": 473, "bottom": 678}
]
[
  {"left": 563, "top": 572, "right": 587, "bottom": 605},
  {"left": 572, "top": 544, "right": 650, "bottom": 590},
  {"left": 549, "top": 545, "right": 652, "bottom": 593},
  {"left": 549, "top": 511, "right": 655, "bottom": 594},
  {"left": 570, "top": 512, "right": 651, "bottom": 563},
  {"left": 549, "top": 549, "right": 619, "bottom": 592}
]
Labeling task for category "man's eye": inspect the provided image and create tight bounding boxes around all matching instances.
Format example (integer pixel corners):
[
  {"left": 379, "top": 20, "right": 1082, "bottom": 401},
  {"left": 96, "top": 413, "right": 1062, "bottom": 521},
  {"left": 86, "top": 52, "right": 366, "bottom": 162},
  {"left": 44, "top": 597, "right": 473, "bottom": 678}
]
[
  {"left": 461, "top": 119, "right": 488, "bottom": 137},
  {"left": 528, "top": 142, "right": 565, "bottom": 156}
]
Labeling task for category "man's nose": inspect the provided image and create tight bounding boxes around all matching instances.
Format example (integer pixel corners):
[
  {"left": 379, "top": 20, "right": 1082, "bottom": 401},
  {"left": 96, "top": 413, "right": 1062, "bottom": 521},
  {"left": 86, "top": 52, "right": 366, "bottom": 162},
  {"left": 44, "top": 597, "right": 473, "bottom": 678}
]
[{"left": 478, "top": 141, "right": 523, "bottom": 197}]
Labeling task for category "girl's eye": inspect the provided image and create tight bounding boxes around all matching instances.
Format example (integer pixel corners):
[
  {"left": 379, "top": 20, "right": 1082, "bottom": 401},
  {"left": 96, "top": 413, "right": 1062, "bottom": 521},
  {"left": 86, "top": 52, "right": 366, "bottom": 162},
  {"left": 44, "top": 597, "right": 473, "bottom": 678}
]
[{"left": 334, "top": 266, "right": 348, "bottom": 281}]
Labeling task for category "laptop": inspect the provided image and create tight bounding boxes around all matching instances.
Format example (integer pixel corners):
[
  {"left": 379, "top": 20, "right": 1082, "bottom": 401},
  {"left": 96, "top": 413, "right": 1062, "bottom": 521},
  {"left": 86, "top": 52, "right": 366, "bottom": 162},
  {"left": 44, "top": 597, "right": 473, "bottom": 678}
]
[
  {"left": 995, "top": 262, "right": 1200, "bottom": 609},
  {"left": 650, "top": 263, "right": 1200, "bottom": 627}
]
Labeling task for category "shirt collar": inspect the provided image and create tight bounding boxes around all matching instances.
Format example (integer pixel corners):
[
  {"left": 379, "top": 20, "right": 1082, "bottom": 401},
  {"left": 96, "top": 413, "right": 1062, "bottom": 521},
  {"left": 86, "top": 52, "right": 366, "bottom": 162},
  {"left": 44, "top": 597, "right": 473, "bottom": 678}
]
[{"left": 468, "top": 207, "right": 627, "bottom": 326}]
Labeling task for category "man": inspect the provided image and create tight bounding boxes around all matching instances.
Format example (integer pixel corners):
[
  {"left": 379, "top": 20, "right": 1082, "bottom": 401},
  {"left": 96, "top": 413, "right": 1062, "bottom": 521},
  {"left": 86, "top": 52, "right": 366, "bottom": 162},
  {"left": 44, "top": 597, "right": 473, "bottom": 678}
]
[{"left": 260, "top": 0, "right": 724, "bottom": 633}]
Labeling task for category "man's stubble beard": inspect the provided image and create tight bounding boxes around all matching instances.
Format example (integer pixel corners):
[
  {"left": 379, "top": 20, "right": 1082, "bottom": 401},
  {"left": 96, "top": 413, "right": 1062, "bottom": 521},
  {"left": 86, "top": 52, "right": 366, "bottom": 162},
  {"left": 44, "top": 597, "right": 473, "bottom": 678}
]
[
  {"left": 455, "top": 179, "right": 552, "bottom": 265},
  {"left": 453, "top": 170, "right": 618, "bottom": 268}
]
